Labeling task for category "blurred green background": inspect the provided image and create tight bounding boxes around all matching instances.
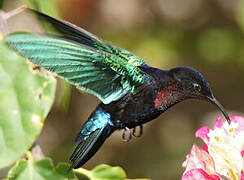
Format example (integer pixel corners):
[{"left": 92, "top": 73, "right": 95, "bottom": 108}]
[{"left": 2, "top": 0, "right": 244, "bottom": 179}]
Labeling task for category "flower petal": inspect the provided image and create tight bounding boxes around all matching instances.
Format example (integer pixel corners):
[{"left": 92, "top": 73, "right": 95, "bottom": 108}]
[
  {"left": 241, "top": 172, "right": 244, "bottom": 180},
  {"left": 203, "top": 143, "right": 209, "bottom": 152},
  {"left": 231, "top": 116, "right": 244, "bottom": 134},
  {"left": 195, "top": 127, "right": 210, "bottom": 142},
  {"left": 183, "top": 145, "right": 216, "bottom": 175},
  {"left": 213, "top": 117, "right": 223, "bottom": 130},
  {"left": 241, "top": 149, "right": 244, "bottom": 158},
  {"left": 183, "top": 115, "right": 244, "bottom": 180},
  {"left": 182, "top": 168, "right": 221, "bottom": 180}
]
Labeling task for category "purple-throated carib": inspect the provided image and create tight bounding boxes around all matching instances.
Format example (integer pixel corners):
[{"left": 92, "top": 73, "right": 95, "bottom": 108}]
[{"left": 5, "top": 9, "right": 230, "bottom": 171}]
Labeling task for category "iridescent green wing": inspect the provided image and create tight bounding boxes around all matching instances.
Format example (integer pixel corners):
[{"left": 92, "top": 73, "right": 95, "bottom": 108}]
[
  {"left": 29, "top": 8, "right": 146, "bottom": 66},
  {"left": 31, "top": 8, "right": 148, "bottom": 88},
  {"left": 5, "top": 10, "right": 149, "bottom": 104}
]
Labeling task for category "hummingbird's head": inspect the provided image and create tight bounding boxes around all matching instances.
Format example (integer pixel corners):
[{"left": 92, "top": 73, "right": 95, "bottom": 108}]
[{"left": 169, "top": 66, "right": 230, "bottom": 124}]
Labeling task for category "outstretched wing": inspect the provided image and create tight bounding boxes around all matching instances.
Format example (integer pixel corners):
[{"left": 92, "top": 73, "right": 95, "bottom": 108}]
[{"left": 5, "top": 9, "right": 150, "bottom": 104}]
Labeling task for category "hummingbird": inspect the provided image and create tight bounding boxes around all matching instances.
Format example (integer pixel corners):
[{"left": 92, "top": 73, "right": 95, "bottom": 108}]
[{"left": 5, "top": 9, "right": 230, "bottom": 171}]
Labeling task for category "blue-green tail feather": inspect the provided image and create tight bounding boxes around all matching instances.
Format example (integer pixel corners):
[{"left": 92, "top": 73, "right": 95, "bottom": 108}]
[
  {"left": 68, "top": 107, "right": 114, "bottom": 171},
  {"left": 69, "top": 125, "right": 112, "bottom": 171}
]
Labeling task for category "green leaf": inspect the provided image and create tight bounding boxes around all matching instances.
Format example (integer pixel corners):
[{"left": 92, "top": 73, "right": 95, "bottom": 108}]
[
  {"left": 0, "top": 36, "right": 56, "bottom": 169},
  {"left": 91, "top": 164, "right": 126, "bottom": 180},
  {"left": 22, "top": 0, "right": 59, "bottom": 18},
  {"left": 73, "top": 164, "right": 150, "bottom": 180},
  {"left": 55, "top": 163, "right": 78, "bottom": 180},
  {"left": 6, "top": 152, "right": 77, "bottom": 180},
  {"left": 0, "top": 0, "right": 4, "bottom": 9},
  {"left": 74, "top": 164, "right": 126, "bottom": 180},
  {"left": 57, "top": 80, "right": 71, "bottom": 111}
]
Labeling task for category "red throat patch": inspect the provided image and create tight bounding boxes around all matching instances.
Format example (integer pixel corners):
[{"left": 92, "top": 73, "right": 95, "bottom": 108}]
[{"left": 154, "top": 83, "right": 179, "bottom": 109}]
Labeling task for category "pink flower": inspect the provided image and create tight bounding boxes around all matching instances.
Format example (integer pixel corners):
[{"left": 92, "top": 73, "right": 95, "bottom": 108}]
[{"left": 182, "top": 116, "right": 244, "bottom": 180}]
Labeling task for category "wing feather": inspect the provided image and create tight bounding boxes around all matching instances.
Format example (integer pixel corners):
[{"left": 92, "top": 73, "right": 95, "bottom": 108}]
[
  {"left": 5, "top": 34, "right": 128, "bottom": 103},
  {"left": 5, "top": 9, "right": 150, "bottom": 104}
]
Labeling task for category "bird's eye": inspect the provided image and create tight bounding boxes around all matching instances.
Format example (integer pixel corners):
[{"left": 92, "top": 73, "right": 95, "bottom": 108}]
[
  {"left": 193, "top": 83, "right": 201, "bottom": 92},
  {"left": 182, "top": 81, "right": 193, "bottom": 90}
]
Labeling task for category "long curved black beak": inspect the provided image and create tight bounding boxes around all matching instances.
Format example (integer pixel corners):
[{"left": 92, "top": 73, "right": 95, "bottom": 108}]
[{"left": 208, "top": 96, "right": 231, "bottom": 124}]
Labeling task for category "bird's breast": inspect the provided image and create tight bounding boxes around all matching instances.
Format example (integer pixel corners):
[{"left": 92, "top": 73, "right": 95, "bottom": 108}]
[{"left": 105, "top": 85, "right": 160, "bottom": 129}]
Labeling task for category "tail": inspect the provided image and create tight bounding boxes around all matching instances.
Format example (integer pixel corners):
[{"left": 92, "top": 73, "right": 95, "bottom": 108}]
[{"left": 67, "top": 107, "right": 114, "bottom": 172}]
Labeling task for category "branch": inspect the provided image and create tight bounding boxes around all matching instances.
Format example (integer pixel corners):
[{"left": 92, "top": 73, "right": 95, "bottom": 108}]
[
  {"left": 0, "top": 5, "right": 27, "bottom": 36},
  {"left": 31, "top": 141, "right": 45, "bottom": 161}
]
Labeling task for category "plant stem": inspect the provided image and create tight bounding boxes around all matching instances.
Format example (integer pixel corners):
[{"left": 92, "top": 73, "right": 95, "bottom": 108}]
[
  {"left": 0, "top": 5, "right": 27, "bottom": 36},
  {"left": 31, "top": 141, "right": 45, "bottom": 161}
]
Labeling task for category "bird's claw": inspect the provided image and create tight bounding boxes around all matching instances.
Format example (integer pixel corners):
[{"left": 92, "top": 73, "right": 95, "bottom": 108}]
[
  {"left": 122, "top": 127, "right": 132, "bottom": 142},
  {"left": 122, "top": 125, "right": 143, "bottom": 142},
  {"left": 132, "top": 125, "right": 143, "bottom": 137}
]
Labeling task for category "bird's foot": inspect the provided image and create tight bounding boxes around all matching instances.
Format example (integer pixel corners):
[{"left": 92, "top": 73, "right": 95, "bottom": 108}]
[
  {"left": 122, "top": 127, "right": 132, "bottom": 142},
  {"left": 122, "top": 125, "right": 143, "bottom": 142},
  {"left": 132, "top": 125, "right": 143, "bottom": 137}
]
